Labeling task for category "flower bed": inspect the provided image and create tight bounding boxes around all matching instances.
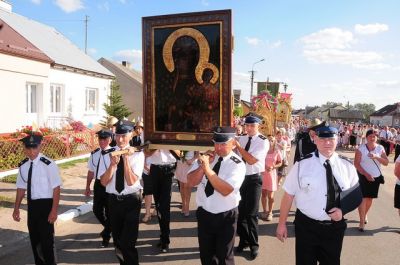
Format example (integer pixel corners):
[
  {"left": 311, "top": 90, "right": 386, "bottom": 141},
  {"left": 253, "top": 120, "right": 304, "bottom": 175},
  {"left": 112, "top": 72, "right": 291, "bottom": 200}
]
[{"left": 0, "top": 124, "right": 98, "bottom": 171}]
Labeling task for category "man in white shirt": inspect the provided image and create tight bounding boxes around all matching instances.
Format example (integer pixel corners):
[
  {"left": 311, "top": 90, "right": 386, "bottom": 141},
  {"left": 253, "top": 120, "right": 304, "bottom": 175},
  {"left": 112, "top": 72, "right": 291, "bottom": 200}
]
[
  {"left": 188, "top": 126, "right": 245, "bottom": 265},
  {"left": 101, "top": 120, "right": 144, "bottom": 265},
  {"left": 13, "top": 134, "right": 62, "bottom": 265},
  {"left": 84, "top": 129, "right": 114, "bottom": 247},
  {"left": 234, "top": 114, "right": 269, "bottom": 259},
  {"left": 147, "top": 148, "right": 179, "bottom": 252},
  {"left": 276, "top": 126, "right": 360, "bottom": 265}
]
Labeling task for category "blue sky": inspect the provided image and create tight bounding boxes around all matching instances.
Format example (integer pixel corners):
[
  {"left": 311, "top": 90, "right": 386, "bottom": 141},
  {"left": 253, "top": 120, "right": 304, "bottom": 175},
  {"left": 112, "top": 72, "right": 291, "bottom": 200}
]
[{"left": 10, "top": 0, "right": 400, "bottom": 109}]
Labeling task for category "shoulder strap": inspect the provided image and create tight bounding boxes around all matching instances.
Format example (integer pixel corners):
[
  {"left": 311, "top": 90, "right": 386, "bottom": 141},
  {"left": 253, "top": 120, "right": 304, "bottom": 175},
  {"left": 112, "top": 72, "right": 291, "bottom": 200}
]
[{"left": 364, "top": 144, "right": 382, "bottom": 175}]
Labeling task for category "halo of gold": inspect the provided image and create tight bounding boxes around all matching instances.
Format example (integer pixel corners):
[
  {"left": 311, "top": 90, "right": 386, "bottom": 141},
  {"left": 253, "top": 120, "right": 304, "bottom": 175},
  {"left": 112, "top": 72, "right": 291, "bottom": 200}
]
[{"left": 162, "top": 27, "right": 219, "bottom": 84}]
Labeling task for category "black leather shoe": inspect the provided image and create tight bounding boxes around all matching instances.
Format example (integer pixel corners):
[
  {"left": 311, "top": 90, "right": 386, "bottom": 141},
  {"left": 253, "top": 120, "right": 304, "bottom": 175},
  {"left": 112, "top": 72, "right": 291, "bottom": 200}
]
[
  {"left": 234, "top": 243, "right": 249, "bottom": 254},
  {"left": 100, "top": 238, "right": 110, "bottom": 248},
  {"left": 250, "top": 248, "right": 259, "bottom": 260},
  {"left": 156, "top": 241, "right": 169, "bottom": 253}
]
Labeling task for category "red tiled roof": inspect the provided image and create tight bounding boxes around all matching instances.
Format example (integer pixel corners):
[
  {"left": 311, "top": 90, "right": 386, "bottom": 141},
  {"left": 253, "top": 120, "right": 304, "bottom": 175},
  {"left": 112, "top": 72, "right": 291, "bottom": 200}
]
[{"left": 0, "top": 19, "right": 53, "bottom": 63}]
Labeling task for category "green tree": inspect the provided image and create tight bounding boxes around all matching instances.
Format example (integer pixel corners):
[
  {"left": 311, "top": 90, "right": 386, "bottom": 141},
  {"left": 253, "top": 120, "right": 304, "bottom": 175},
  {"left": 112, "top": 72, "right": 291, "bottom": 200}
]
[
  {"left": 321, "top": 101, "right": 343, "bottom": 108},
  {"left": 103, "top": 80, "right": 132, "bottom": 120},
  {"left": 353, "top": 103, "right": 376, "bottom": 119},
  {"left": 233, "top": 105, "right": 243, "bottom": 117}
]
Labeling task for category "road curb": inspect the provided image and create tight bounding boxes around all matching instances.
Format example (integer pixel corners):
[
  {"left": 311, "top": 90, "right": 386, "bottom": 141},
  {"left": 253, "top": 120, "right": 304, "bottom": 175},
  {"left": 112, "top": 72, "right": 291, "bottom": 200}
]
[{"left": 58, "top": 200, "right": 93, "bottom": 222}]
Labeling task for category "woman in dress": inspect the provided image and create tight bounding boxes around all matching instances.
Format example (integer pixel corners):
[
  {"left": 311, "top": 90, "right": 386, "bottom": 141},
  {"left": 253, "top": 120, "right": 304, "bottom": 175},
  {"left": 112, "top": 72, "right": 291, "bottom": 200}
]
[
  {"left": 175, "top": 151, "right": 199, "bottom": 216},
  {"left": 275, "top": 130, "right": 288, "bottom": 185},
  {"left": 355, "top": 129, "right": 389, "bottom": 231},
  {"left": 260, "top": 136, "right": 282, "bottom": 221}
]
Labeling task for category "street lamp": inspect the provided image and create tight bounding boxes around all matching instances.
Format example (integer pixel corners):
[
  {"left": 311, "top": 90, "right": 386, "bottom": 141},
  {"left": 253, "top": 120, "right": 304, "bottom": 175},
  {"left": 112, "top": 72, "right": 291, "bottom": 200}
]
[{"left": 249, "top": 58, "right": 265, "bottom": 100}]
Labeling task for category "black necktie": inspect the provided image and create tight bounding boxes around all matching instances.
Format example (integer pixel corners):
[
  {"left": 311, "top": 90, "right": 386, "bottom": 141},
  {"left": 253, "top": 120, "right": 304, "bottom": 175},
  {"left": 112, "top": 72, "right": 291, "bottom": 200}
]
[
  {"left": 245, "top": 136, "right": 252, "bottom": 151},
  {"left": 95, "top": 156, "right": 101, "bottom": 179},
  {"left": 205, "top": 157, "right": 223, "bottom": 197},
  {"left": 27, "top": 162, "right": 33, "bottom": 201},
  {"left": 323, "top": 159, "right": 340, "bottom": 213},
  {"left": 115, "top": 157, "right": 124, "bottom": 193},
  {"left": 242, "top": 136, "right": 252, "bottom": 163}
]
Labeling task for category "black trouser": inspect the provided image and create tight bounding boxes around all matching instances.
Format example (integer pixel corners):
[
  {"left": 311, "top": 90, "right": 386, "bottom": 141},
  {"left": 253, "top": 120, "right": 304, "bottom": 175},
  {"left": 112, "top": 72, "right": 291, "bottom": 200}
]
[
  {"left": 294, "top": 210, "right": 346, "bottom": 265},
  {"left": 150, "top": 164, "right": 174, "bottom": 246},
  {"left": 394, "top": 144, "right": 400, "bottom": 162},
  {"left": 380, "top": 140, "right": 390, "bottom": 156},
  {"left": 237, "top": 173, "right": 262, "bottom": 250},
  {"left": 27, "top": 199, "right": 56, "bottom": 265},
  {"left": 108, "top": 192, "right": 142, "bottom": 265},
  {"left": 93, "top": 179, "right": 111, "bottom": 240},
  {"left": 197, "top": 207, "right": 238, "bottom": 265}
]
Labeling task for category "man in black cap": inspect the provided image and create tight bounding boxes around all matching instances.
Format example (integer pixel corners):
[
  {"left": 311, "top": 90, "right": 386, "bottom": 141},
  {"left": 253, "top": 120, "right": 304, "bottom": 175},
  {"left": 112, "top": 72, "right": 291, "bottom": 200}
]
[
  {"left": 13, "top": 133, "right": 62, "bottom": 265},
  {"left": 234, "top": 113, "right": 269, "bottom": 259},
  {"left": 129, "top": 121, "right": 144, "bottom": 147},
  {"left": 293, "top": 119, "right": 326, "bottom": 164},
  {"left": 187, "top": 126, "right": 246, "bottom": 265},
  {"left": 277, "top": 125, "right": 360, "bottom": 265},
  {"left": 101, "top": 120, "right": 144, "bottom": 265},
  {"left": 84, "top": 129, "right": 114, "bottom": 247}
]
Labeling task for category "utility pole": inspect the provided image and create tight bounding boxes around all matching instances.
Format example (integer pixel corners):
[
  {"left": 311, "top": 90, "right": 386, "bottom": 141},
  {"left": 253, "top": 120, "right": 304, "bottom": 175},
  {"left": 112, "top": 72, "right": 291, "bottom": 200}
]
[
  {"left": 249, "top": 58, "right": 265, "bottom": 100},
  {"left": 84, "top": 15, "right": 89, "bottom": 54}
]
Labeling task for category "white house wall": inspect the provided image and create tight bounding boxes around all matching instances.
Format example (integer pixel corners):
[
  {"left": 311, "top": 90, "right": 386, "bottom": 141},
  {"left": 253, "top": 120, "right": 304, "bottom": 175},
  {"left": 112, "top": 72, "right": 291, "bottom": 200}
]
[
  {"left": 46, "top": 68, "right": 111, "bottom": 128},
  {"left": 0, "top": 53, "right": 49, "bottom": 133}
]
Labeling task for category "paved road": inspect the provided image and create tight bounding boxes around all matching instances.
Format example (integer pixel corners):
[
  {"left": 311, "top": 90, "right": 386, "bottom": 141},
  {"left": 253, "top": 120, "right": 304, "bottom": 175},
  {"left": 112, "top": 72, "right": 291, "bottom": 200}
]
[{"left": 0, "top": 149, "right": 399, "bottom": 265}]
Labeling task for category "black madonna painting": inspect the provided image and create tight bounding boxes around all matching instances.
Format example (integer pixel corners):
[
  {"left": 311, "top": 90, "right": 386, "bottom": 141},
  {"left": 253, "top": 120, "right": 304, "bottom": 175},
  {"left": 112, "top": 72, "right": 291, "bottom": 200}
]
[{"left": 142, "top": 10, "right": 232, "bottom": 146}]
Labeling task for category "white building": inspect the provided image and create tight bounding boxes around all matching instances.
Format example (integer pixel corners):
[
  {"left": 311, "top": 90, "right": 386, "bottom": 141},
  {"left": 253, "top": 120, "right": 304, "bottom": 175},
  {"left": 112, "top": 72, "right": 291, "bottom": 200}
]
[{"left": 0, "top": 1, "right": 114, "bottom": 133}]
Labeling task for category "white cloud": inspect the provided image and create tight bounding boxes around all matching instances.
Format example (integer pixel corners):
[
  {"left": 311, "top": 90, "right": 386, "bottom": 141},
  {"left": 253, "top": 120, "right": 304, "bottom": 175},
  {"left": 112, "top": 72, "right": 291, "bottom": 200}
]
[
  {"left": 98, "top": 1, "right": 110, "bottom": 12},
  {"left": 300, "top": 28, "right": 355, "bottom": 49},
  {"left": 354, "top": 23, "right": 389, "bottom": 35},
  {"left": 376, "top": 80, "right": 400, "bottom": 87},
  {"left": 268, "top": 40, "right": 282, "bottom": 49},
  {"left": 55, "top": 0, "right": 84, "bottom": 13},
  {"left": 353, "top": 63, "right": 391, "bottom": 70},
  {"left": 87, "top": 48, "right": 97, "bottom": 55},
  {"left": 31, "top": 0, "right": 41, "bottom": 4},
  {"left": 303, "top": 49, "right": 383, "bottom": 65},
  {"left": 113, "top": 49, "right": 142, "bottom": 69},
  {"left": 119, "top": 0, "right": 126, "bottom": 3},
  {"left": 201, "top": 0, "right": 210, "bottom": 6},
  {"left": 245, "top": 37, "right": 262, "bottom": 46}
]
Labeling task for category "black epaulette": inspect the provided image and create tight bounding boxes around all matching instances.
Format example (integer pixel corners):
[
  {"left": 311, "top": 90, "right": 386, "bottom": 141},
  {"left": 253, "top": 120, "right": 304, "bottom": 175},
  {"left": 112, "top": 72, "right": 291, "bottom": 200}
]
[
  {"left": 258, "top": 134, "right": 267, "bottom": 140},
  {"left": 299, "top": 153, "right": 313, "bottom": 161},
  {"left": 40, "top": 157, "right": 51, "bottom": 165},
  {"left": 18, "top": 158, "right": 29, "bottom": 167},
  {"left": 102, "top": 147, "right": 116, "bottom": 155},
  {"left": 339, "top": 154, "right": 354, "bottom": 164},
  {"left": 230, "top": 156, "right": 242, "bottom": 164},
  {"left": 91, "top": 147, "right": 100, "bottom": 155}
]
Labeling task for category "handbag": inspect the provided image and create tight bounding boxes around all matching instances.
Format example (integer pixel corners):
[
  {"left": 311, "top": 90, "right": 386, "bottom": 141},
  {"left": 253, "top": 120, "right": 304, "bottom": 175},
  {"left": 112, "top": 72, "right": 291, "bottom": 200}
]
[{"left": 365, "top": 144, "right": 385, "bottom": 184}]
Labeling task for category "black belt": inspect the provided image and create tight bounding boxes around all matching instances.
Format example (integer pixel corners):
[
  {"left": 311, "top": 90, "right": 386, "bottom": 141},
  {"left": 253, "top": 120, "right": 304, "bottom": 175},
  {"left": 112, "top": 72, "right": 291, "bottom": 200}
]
[
  {"left": 109, "top": 191, "right": 141, "bottom": 201},
  {"left": 153, "top": 163, "right": 175, "bottom": 168},
  {"left": 245, "top": 173, "right": 261, "bottom": 177},
  {"left": 296, "top": 209, "right": 343, "bottom": 226}
]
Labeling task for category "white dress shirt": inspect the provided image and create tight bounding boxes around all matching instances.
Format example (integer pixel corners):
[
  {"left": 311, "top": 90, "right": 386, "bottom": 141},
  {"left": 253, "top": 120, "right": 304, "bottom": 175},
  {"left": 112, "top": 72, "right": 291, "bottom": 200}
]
[
  {"left": 358, "top": 144, "right": 385, "bottom": 178},
  {"left": 189, "top": 151, "right": 246, "bottom": 214},
  {"left": 16, "top": 154, "right": 62, "bottom": 200},
  {"left": 105, "top": 145, "right": 145, "bottom": 195},
  {"left": 283, "top": 151, "right": 359, "bottom": 221},
  {"left": 147, "top": 149, "right": 177, "bottom": 165},
  {"left": 87, "top": 146, "right": 113, "bottom": 180},
  {"left": 238, "top": 133, "right": 269, "bottom": 175}
]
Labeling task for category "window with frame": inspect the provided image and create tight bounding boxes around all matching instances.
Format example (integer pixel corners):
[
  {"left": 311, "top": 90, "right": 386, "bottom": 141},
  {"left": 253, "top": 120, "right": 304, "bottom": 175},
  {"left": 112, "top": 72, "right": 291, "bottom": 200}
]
[
  {"left": 85, "top": 88, "right": 97, "bottom": 112},
  {"left": 26, "top": 83, "right": 37, "bottom": 113},
  {"left": 50, "top": 84, "right": 63, "bottom": 113}
]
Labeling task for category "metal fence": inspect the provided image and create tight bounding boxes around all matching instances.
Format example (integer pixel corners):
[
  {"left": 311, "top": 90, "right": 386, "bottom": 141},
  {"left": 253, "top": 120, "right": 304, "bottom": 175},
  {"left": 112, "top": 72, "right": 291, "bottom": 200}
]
[{"left": 0, "top": 131, "right": 98, "bottom": 171}]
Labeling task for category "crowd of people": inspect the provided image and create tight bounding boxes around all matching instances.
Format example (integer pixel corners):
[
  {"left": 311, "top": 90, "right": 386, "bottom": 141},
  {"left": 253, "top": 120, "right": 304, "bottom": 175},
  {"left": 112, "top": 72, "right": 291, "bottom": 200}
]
[{"left": 11, "top": 115, "right": 400, "bottom": 265}]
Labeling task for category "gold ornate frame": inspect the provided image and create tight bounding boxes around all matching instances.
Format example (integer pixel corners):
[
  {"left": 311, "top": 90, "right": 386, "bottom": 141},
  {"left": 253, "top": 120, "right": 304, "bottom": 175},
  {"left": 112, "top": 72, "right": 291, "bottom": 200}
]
[{"left": 142, "top": 10, "right": 232, "bottom": 147}]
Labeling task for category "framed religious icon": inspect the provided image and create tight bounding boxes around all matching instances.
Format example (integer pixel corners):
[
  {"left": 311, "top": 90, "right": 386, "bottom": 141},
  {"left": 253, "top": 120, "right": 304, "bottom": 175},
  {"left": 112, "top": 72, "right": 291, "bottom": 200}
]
[{"left": 142, "top": 9, "right": 232, "bottom": 147}]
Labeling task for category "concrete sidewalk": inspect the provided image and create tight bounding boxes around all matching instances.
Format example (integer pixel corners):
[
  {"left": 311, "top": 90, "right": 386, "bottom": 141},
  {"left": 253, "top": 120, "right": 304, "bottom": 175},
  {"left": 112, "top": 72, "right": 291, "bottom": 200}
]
[{"left": 0, "top": 160, "right": 92, "bottom": 257}]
